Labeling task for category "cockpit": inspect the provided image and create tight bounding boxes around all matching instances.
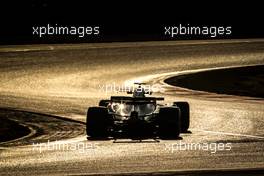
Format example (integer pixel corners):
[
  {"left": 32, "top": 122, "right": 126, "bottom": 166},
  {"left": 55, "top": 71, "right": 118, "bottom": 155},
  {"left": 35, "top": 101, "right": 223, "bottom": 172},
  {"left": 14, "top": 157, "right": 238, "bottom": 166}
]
[{"left": 110, "top": 102, "right": 156, "bottom": 116}]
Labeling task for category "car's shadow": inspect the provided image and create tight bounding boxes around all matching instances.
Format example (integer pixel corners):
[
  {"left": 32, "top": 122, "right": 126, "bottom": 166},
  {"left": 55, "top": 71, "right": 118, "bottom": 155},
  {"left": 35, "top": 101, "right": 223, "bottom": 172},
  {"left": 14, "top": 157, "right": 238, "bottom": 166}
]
[
  {"left": 87, "top": 135, "right": 184, "bottom": 143},
  {"left": 181, "top": 130, "right": 192, "bottom": 134}
]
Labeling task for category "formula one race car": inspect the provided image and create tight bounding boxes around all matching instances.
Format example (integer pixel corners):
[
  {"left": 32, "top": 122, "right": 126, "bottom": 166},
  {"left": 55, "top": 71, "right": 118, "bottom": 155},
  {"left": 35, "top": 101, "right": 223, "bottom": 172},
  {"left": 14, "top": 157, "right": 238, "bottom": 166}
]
[{"left": 86, "top": 83, "right": 189, "bottom": 139}]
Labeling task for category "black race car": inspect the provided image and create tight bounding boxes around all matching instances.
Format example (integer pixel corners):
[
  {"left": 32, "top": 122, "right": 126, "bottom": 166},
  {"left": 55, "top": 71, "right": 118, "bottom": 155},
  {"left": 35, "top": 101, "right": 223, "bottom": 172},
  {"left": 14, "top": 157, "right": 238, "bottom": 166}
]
[{"left": 86, "top": 83, "right": 189, "bottom": 139}]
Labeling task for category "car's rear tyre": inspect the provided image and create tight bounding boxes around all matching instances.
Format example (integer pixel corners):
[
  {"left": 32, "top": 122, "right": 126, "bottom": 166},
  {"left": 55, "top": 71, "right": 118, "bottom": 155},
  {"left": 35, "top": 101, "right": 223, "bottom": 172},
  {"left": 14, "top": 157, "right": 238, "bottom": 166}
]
[
  {"left": 158, "top": 107, "right": 181, "bottom": 139},
  {"left": 173, "top": 102, "right": 190, "bottom": 132},
  {"left": 86, "top": 107, "right": 110, "bottom": 138},
  {"left": 99, "top": 100, "right": 110, "bottom": 107}
]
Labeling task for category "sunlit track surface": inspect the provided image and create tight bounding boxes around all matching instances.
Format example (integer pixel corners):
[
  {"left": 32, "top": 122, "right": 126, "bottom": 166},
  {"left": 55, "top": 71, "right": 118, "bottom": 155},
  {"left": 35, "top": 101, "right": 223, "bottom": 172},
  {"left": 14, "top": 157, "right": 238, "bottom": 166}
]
[{"left": 0, "top": 39, "right": 264, "bottom": 175}]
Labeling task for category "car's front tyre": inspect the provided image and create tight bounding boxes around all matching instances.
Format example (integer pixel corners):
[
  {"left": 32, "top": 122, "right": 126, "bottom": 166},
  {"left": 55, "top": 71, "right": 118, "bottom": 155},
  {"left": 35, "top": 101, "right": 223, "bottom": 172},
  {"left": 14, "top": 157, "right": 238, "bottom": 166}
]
[
  {"left": 173, "top": 101, "right": 190, "bottom": 132},
  {"left": 98, "top": 100, "right": 110, "bottom": 107}
]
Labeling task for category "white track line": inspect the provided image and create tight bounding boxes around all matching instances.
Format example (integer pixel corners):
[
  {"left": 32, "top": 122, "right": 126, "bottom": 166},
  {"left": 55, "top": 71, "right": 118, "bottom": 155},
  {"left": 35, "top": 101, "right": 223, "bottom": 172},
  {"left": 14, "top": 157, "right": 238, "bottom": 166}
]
[
  {"left": 125, "top": 64, "right": 263, "bottom": 87},
  {"left": 191, "top": 129, "right": 264, "bottom": 139}
]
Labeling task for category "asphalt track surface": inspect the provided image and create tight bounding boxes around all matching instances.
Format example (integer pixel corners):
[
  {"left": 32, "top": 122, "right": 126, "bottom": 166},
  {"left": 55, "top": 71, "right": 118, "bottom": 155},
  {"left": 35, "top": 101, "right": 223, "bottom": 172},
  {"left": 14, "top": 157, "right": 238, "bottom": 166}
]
[{"left": 0, "top": 39, "right": 264, "bottom": 175}]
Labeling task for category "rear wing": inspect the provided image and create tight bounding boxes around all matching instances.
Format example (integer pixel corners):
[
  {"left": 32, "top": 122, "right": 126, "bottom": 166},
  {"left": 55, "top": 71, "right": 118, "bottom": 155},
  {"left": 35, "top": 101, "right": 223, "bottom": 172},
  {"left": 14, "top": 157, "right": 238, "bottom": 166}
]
[
  {"left": 111, "top": 96, "right": 164, "bottom": 102},
  {"left": 126, "top": 90, "right": 152, "bottom": 95}
]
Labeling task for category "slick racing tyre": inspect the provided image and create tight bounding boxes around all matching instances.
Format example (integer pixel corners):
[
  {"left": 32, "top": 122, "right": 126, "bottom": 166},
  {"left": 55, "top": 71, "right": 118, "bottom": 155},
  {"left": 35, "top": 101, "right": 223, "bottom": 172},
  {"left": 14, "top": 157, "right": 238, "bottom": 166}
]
[
  {"left": 158, "top": 107, "right": 181, "bottom": 139},
  {"left": 86, "top": 107, "right": 110, "bottom": 138},
  {"left": 173, "top": 102, "right": 190, "bottom": 132}
]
